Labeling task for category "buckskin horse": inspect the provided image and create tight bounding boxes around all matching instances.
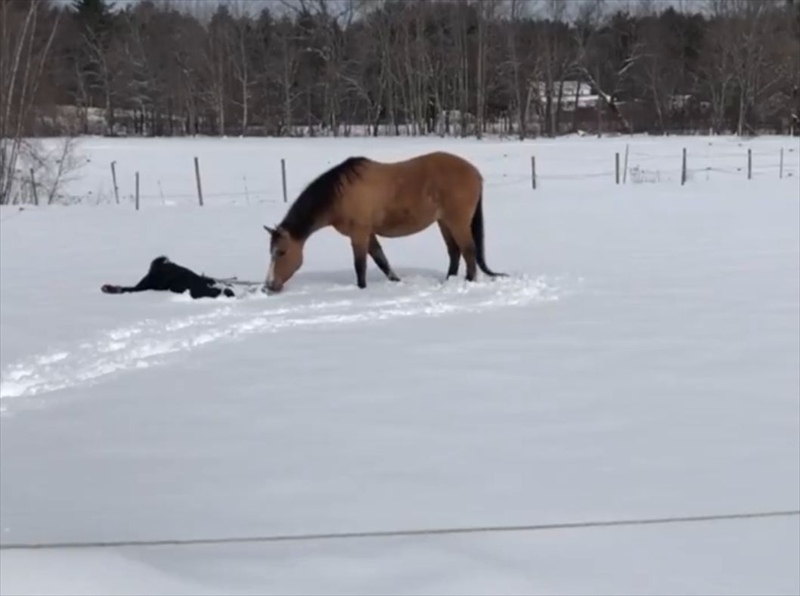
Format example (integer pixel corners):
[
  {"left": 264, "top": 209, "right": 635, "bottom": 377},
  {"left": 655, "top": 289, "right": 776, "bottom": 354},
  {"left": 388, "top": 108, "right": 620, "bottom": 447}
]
[{"left": 263, "top": 151, "right": 506, "bottom": 293}]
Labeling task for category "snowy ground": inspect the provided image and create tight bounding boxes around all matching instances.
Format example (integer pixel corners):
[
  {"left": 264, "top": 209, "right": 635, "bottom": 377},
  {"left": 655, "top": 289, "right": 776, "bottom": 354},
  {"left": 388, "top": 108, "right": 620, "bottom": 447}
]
[{"left": 1, "top": 134, "right": 799, "bottom": 595}]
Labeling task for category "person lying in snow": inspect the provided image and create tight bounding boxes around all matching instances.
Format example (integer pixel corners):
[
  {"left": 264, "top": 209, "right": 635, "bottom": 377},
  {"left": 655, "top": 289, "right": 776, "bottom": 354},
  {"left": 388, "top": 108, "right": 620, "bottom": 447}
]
[{"left": 101, "top": 255, "right": 238, "bottom": 299}]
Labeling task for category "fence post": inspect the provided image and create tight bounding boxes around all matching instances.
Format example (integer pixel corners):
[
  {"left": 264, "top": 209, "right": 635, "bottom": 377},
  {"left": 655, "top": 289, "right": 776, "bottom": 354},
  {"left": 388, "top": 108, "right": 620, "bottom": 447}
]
[
  {"left": 194, "top": 156, "right": 204, "bottom": 207},
  {"left": 135, "top": 171, "right": 140, "bottom": 211},
  {"left": 779, "top": 148, "right": 784, "bottom": 179},
  {"left": 29, "top": 168, "right": 39, "bottom": 206},
  {"left": 681, "top": 148, "right": 687, "bottom": 186},
  {"left": 615, "top": 152, "right": 620, "bottom": 184},
  {"left": 281, "top": 158, "right": 288, "bottom": 203},
  {"left": 622, "top": 143, "right": 629, "bottom": 184},
  {"left": 531, "top": 155, "right": 537, "bottom": 190},
  {"left": 747, "top": 148, "right": 752, "bottom": 180},
  {"left": 110, "top": 161, "right": 120, "bottom": 205}
]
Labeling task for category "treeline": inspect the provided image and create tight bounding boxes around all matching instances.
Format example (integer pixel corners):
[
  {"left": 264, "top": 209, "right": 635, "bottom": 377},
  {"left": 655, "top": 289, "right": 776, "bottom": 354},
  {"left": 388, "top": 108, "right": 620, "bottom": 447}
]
[{"left": 4, "top": 0, "right": 800, "bottom": 140}]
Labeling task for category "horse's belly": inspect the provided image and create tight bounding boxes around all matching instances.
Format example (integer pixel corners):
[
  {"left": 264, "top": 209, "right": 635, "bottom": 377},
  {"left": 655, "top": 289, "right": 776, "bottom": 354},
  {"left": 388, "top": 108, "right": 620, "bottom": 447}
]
[
  {"left": 374, "top": 204, "right": 437, "bottom": 237},
  {"left": 375, "top": 220, "right": 433, "bottom": 237}
]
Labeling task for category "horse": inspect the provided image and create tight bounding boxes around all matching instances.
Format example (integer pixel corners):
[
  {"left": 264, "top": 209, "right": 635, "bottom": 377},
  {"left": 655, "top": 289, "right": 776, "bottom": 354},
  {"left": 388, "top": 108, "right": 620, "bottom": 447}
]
[{"left": 262, "top": 150, "right": 507, "bottom": 293}]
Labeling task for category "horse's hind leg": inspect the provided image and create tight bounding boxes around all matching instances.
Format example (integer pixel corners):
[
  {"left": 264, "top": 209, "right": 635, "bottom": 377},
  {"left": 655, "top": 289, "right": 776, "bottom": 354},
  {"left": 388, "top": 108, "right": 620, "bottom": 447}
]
[
  {"left": 445, "top": 223, "right": 478, "bottom": 282},
  {"left": 437, "top": 221, "right": 461, "bottom": 278},
  {"left": 368, "top": 234, "right": 400, "bottom": 282}
]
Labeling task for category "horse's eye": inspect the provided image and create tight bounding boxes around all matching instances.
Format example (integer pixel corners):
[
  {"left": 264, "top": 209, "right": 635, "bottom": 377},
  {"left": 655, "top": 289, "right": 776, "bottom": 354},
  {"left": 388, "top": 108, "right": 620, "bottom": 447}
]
[{"left": 276, "top": 249, "right": 286, "bottom": 257}]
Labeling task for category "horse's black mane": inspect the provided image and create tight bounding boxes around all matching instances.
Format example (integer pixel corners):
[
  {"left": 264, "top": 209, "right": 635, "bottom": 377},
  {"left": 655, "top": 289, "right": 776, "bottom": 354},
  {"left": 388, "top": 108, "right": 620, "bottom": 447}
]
[{"left": 280, "top": 156, "right": 369, "bottom": 240}]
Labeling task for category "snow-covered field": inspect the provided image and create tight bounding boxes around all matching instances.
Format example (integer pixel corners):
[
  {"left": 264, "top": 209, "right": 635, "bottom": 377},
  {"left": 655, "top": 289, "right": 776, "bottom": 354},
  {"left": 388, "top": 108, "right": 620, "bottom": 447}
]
[{"left": 1, "top": 133, "right": 799, "bottom": 595}]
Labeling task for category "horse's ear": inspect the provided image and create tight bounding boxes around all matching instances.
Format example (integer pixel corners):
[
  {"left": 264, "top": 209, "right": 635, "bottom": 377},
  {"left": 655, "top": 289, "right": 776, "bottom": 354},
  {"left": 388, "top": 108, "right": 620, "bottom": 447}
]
[{"left": 263, "top": 225, "right": 276, "bottom": 234}]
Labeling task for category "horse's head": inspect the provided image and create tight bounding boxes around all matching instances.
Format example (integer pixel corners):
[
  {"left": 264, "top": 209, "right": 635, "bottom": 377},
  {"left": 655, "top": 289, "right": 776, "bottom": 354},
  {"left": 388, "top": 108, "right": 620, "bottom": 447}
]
[{"left": 263, "top": 225, "right": 303, "bottom": 293}]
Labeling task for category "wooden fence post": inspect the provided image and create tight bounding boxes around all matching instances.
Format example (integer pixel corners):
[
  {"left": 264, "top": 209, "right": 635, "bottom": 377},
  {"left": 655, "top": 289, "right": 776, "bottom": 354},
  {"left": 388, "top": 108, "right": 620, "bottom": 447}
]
[
  {"left": 779, "top": 148, "right": 784, "bottom": 179},
  {"left": 747, "top": 148, "right": 752, "bottom": 180},
  {"left": 194, "top": 156, "right": 204, "bottom": 207},
  {"left": 681, "top": 148, "right": 687, "bottom": 185},
  {"left": 110, "top": 161, "right": 120, "bottom": 205},
  {"left": 29, "top": 168, "right": 39, "bottom": 206},
  {"left": 531, "top": 155, "right": 537, "bottom": 190},
  {"left": 135, "top": 171, "right": 140, "bottom": 211},
  {"left": 281, "top": 158, "right": 288, "bottom": 203},
  {"left": 623, "top": 143, "right": 629, "bottom": 184},
  {"left": 615, "top": 152, "right": 620, "bottom": 184}
]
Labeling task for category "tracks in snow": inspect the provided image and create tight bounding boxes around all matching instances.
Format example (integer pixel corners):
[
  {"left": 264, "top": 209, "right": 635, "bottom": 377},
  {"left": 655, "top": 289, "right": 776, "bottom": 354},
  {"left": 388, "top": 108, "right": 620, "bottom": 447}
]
[{"left": 0, "top": 274, "right": 563, "bottom": 406}]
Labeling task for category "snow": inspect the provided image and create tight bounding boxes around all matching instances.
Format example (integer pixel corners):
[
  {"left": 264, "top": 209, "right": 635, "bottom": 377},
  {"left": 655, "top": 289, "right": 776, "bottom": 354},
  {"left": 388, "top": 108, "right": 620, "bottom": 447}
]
[{"left": 1, "top": 133, "right": 799, "bottom": 595}]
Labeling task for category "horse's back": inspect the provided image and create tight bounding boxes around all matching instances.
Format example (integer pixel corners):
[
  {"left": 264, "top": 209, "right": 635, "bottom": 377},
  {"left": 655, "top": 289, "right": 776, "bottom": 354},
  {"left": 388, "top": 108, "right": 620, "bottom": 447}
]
[
  {"left": 395, "top": 151, "right": 481, "bottom": 179},
  {"left": 369, "top": 151, "right": 481, "bottom": 194}
]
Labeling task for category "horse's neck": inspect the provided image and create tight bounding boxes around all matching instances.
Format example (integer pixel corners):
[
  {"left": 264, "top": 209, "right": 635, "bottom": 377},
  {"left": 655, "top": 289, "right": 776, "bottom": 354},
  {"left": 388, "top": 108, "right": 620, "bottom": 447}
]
[
  {"left": 306, "top": 214, "right": 332, "bottom": 237},
  {"left": 282, "top": 210, "right": 331, "bottom": 241}
]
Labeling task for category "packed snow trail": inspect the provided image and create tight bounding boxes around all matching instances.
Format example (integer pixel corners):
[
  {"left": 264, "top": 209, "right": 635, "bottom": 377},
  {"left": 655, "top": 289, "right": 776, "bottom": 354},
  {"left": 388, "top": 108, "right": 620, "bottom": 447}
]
[{"left": 0, "top": 273, "right": 564, "bottom": 402}]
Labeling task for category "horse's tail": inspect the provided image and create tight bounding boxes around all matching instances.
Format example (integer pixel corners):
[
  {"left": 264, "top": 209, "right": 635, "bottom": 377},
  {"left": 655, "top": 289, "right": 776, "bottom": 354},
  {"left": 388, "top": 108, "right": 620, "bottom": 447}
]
[{"left": 470, "top": 189, "right": 506, "bottom": 277}]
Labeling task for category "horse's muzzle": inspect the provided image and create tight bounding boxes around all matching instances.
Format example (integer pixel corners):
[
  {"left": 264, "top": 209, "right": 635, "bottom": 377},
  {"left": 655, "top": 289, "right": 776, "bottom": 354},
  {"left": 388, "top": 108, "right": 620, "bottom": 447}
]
[{"left": 263, "top": 281, "right": 283, "bottom": 294}]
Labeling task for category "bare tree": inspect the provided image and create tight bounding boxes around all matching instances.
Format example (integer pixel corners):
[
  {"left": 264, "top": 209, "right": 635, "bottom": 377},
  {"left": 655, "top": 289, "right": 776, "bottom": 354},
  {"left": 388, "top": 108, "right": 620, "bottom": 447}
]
[
  {"left": 634, "top": 4, "right": 685, "bottom": 133},
  {"left": 226, "top": 5, "right": 257, "bottom": 134},
  {"left": 726, "top": 0, "right": 795, "bottom": 135},
  {"left": 0, "top": 0, "right": 61, "bottom": 204},
  {"left": 534, "top": 0, "right": 578, "bottom": 137},
  {"left": 697, "top": 2, "right": 739, "bottom": 133},
  {"left": 267, "top": 15, "right": 302, "bottom": 135},
  {"left": 202, "top": 5, "right": 234, "bottom": 135},
  {"left": 575, "top": 1, "right": 641, "bottom": 134}
]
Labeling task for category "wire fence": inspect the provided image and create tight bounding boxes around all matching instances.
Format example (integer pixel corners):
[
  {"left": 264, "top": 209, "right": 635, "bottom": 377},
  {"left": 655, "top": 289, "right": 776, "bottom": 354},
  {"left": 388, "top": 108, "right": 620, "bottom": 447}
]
[
  {"left": 526, "top": 145, "right": 799, "bottom": 187},
  {"left": 6, "top": 141, "right": 798, "bottom": 209},
  {"left": 1, "top": 509, "right": 797, "bottom": 551}
]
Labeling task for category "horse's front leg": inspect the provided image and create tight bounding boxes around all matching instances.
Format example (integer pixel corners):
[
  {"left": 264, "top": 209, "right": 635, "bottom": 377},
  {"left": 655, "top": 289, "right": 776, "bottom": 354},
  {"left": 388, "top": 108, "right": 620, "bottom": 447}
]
[
  {"left": 368, "top": 234, "right": 400, "bottom": 282},
  {"left": 350, "top": 233, "right": 370, "bottom": 289}
]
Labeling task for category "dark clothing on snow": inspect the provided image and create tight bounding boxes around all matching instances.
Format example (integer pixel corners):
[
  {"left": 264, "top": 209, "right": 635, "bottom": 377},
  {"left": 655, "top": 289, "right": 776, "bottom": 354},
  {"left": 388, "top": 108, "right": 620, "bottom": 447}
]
[{"left": 101, "top": 256, "right": 235, "bottom": 299}]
